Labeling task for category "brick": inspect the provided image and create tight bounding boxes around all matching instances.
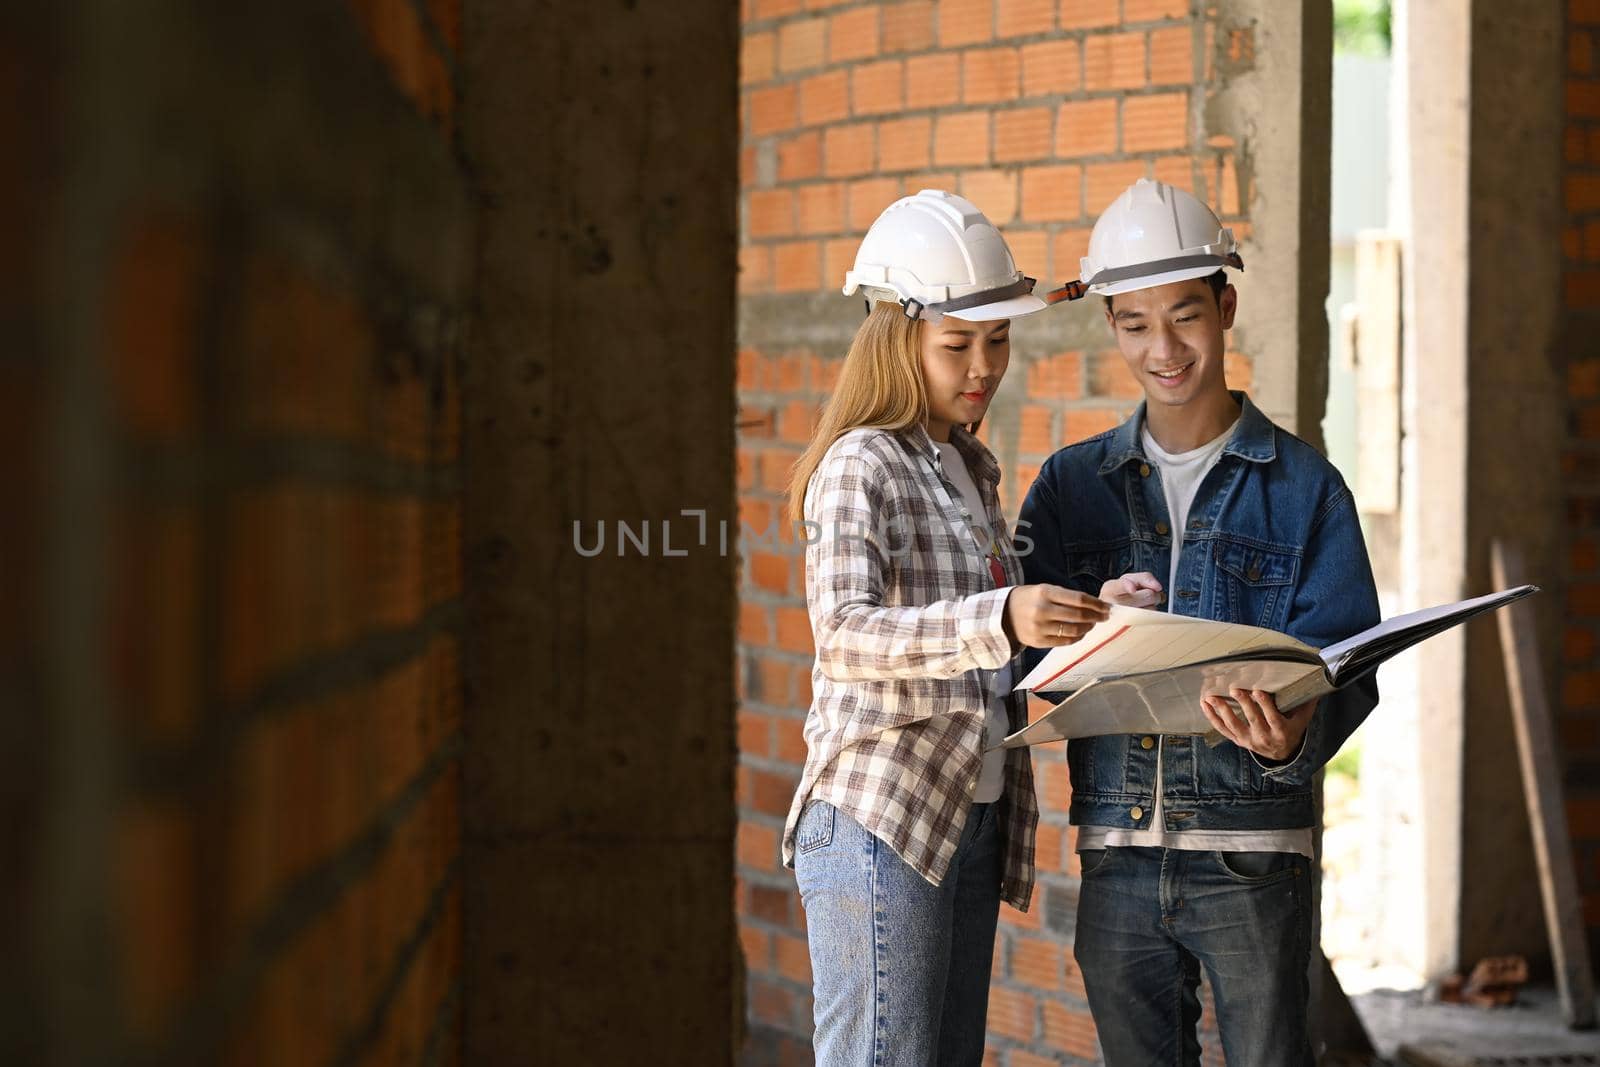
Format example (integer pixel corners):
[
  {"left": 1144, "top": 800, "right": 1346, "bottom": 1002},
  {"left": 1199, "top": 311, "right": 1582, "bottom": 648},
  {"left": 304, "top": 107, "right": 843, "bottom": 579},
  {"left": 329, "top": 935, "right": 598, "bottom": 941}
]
[
  {"left": 1027, "top": 350, "right": 1084, "bottom": 399},
  {"left": 996, "top": 0, "right": 1055, "bottom": 37},
  {"left": 761, "top": 448, "right": 801, "bottom": 495},
  {"left": 963, "top": 46, "right": 1022, "bottom": 103},
  {"left": 740, "top": 600, "right": 772, "bottom": 645},
  {"left": 959, "top": 168, "right": 1019, "bottom": 224},
  {"left": 738, "top": 821, "right": 780, "bottom": 870},
  {"left": 1575, "top": 358, "right": 1600, "bottom": 399},
  {"left": 1020, "top": 164, "right": 1082, "bottom": 221},
  {"left": 1148, "top": 25, "right": 1194, "bottom": 84},
  {"left": 1151, "top": 152, "right": 1195, "bottom": 192},
  {"left": 115, "top": 801, "right": 196, "bottom": 1035},
  {"left": 1572, "top": 30, "right": 1594, "bottom": 74},
  {"left": 797, "top": 183, "right": 846, "bottom": 235},
  {"left": 778, "top": 17, "right": 827, "bottom": 73},
  {"left": 1006, "top": 229, "right": 1048, "bottom": 279},
  {"left": 995, "top": 106, "right": 1053, "bottom": 162},
  {"left": 774, "top": 240, "right": 823, "bottom": 292},
  {"left": 907, "top": 52, "right": 962, "bottom": 108},
  {"left": 935, "top": 110, "right": 991, "bottom": 166},
  {"left": 1089, "top": 349, "right": 1142, "bottom": 398},
  {"left": 1043, "top": 999, "right": 1101, "bottom": 1059},
  {"left": 750, "top": 551, "right": 790, "bottom": 596},
  {"left": 1084, "top": 31, "right": 1146, "bottom": 90},
  {"left": 1060, "top": 0, "right": 1119, "bottom": 28},
  {"left": 852, "top": 59, "right": 905, "bottom": 115},
  {"left": 1019, "top": 404, "right": 1055, "bottom": 454},
  {"left": 1036, "top": 754, "right": 1071, "bottom": 810},
  {"left": 1567, "top": 124, "right": 1588, "bottom": 165},
  {"left": 884, "top": 0, "right": 936, "bottom": 52},
  {"left": 940, "top": 0, "right": 994, "bottom": 47},
  {"left": 755, "top": 0, "right": 804, "bottom": 15},
  {"left": 1019, "top": 45, "right": 1078, "bottom": 103},
  {"left": 746, "top": 881, "right": 794, "bottom": 926},
  {"left": 743, "top": 31, "right": 777, "bottom": 85},
  {"left": 738, "top": 709, "right": 769, "bottom": 755},
  {"left": 879, "top": 116, "right": 933, "bottom": 171},
  {"left": 109, "top": 216, "right": 201, "bottom": 441},
  {"left": 740, "top": 244, "right": 774, "bottom": 294},
  {"left": 751, "top": 767, "right": 800, "bottom": 816},
  {"left": 823, "top": 237, "right": 857, "bottom": 292},
  {"left": 1010, "top": 936, "right": 1062, "bottom": 989},
  {"left": 740, "top": 923, "right": 772, "bottom": 972},
  {"left": 1123, "top": 91, "right": 1188, "bottom": 151},
  {"left": 1568, "top": 80, "right": 1600, "bottom": 119},
  {"left": 748, "top": 188, "right": 796, "bottom": 238},
  {"left": 1568, "top": 271, "right": 1600, "bottom": 310},
  {"left": 829, "top": 6, "right": 881, "bottom": 62},
  {"left": 778, "top": 131, "right": 823, "bottom": 181},
  {"left": 1065, "top": 406, "right": 1125, "bottom": 441},
  {"left": 849, "top": 177, "right": 904, "bottom": 228},
  {"left": 824, "top": 122, "right": 877, "bottom": 177},
  {"left": 1086, "top": 159, "right": 1148, "bottom": 209},
  {"left": 741, "top": 143, "right": 758, "bottom": 188},
  {"left": 1566, "top": 671, "right": 1600, "bottom": 711},
  {"left": 1575, "top": 536, "right": 1600, "bottom": 573},
  {"left": 1125, "top": 0, "right": 1189, "bottom": 18},
  {"left": 749, "top": 84, "right": 800, "bottom": 137},
  {"left": 774, "top": 715, "right": 809, "bottom": 763},
  {"left": 987, "top": 986, "right": 1037, "bottom": 1042},
  {"left": 800, "top": 70, "right": 850, "bottom": 127},
  {"left": 1578, "top": 0, "right": 1600, "bottom": 24},
  {"left": 748, "top": 977, "right": 794, "bottom": 1025},
  {"left": 774, "top": 932, "right": 813, "bottom": 983},
  {"left": 776, "top": 605, "right": 815, "bottom": 653},
  {"left": 1056, "top": 97, "right": 1118, "bottom": 157}
]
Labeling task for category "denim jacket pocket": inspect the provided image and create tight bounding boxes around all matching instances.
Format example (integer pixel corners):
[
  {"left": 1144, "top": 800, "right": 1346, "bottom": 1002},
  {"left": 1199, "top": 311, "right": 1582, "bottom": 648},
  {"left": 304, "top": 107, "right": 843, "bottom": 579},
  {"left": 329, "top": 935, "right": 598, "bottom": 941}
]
[
  {"left": 1211, "top": 539, "right": 1299, "bottom": 630},
  {"left": 1063, "top": 545, "right": 1133, "bottom": 597}
]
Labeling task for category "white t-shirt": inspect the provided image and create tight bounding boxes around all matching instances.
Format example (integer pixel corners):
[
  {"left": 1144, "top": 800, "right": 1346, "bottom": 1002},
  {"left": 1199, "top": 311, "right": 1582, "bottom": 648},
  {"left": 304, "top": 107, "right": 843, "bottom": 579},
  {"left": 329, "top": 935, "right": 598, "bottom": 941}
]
[
  {"left": 1076, "top": 418, "right": 1314, "bottom": 858},
  {"left": 935, "top": 440, "right": 1011, "bottom": 804}
]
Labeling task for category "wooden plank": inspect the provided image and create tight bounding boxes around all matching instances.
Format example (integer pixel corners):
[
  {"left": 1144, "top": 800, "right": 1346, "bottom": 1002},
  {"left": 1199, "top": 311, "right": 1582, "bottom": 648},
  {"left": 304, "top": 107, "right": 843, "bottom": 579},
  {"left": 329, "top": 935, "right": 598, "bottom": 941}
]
[{"left": 1490, "top": 539, "right": 1598, "bottom": 1030}]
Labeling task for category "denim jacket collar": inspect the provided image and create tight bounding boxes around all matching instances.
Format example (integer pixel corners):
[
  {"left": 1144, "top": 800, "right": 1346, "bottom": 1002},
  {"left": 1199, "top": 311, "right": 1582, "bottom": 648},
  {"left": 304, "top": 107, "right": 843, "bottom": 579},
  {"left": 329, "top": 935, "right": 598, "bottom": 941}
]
[{"left": 1096, "top": 390, "right": 1278, "bottom": 476}]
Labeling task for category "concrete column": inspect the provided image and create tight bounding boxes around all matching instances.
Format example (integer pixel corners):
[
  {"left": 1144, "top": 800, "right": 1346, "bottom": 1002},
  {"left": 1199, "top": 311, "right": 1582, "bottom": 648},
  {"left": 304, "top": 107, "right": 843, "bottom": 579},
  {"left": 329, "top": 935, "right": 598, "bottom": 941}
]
[
  {"left": 458, "top": 1, "right": 740, "bottom": 1063},
  {"left": 1400, "top": 0, "right": 1564, "bottom": 976}
]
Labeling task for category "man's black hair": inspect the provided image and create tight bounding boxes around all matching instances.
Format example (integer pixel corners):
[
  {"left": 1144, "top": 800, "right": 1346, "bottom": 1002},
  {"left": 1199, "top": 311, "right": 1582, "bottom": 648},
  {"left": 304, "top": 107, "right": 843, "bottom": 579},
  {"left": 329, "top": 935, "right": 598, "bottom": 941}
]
[{"left": 1103, "top": 268, "right": 1228, "bottom": 314}]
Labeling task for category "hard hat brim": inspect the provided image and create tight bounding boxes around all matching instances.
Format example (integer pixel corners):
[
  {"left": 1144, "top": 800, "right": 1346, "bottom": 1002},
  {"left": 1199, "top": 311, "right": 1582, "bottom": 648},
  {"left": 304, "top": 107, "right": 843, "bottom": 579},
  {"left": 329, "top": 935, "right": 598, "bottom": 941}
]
[
  {"left": 943, "top": 292, "right": 1048, "bottom": 322},
  {"left": 1090, "top": 263, "right": 1224, "bottom": 298}
]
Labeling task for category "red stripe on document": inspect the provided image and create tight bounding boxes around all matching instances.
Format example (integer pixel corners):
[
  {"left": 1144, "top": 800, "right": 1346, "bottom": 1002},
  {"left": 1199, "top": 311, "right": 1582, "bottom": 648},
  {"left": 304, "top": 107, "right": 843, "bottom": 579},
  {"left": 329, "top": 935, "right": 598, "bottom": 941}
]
[{"left": 1035, "top": 624, "right": 1131, "bottom": 691}]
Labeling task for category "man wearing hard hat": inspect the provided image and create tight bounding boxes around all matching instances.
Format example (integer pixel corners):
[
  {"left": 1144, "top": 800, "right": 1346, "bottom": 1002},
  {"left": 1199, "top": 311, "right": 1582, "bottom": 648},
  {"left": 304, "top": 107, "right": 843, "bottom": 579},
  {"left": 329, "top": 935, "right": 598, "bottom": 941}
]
[{"left": 1017, "top": 179, "right": 1382, "bottom": 1066}]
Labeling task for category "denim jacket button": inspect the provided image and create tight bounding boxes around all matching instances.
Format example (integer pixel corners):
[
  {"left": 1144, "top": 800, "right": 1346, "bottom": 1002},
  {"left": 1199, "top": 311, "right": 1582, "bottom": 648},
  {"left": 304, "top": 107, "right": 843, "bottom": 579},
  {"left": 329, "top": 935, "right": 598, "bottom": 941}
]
[
  {"left": 1140, "top": 736, "right": 1155, "bottom": 750},
  {"left": 1129, "top": 805, "right": 1144, "bottom": 821},
  {"left": 1139, "top": 463, "right": 1151, "bottom": 477},
  {"left": 1155, "top": 522, "right": 1170, "bottom": 536}
]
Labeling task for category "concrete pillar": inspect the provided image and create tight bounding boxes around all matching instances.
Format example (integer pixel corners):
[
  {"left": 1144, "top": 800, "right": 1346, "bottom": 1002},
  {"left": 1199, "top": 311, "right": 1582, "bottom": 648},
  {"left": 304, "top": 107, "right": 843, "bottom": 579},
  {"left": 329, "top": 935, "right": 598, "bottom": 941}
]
[
  {"left": 1400, "top": 0, "right": 1565, "bottom": 977},
  {"left": 458, "top": 2, "right": 739, "bottom": 1063}
]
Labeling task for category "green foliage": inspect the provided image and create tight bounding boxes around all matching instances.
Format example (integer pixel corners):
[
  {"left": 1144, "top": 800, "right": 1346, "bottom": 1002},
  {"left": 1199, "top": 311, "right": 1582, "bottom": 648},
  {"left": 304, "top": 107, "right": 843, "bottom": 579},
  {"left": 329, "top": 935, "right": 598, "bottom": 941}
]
[
  {"left": 1326, "top": 740, "right": 1362, "bottom": 783},
  {"left": 1334, "top": 0, "right": 1391, "bottom": 56}
]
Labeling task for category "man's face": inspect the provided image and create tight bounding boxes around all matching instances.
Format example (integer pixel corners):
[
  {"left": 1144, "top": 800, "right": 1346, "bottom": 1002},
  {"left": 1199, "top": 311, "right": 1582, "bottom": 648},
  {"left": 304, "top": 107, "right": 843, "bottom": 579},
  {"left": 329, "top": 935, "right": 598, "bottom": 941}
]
[{"left": 1103, "top": 278, "right": 1237, "bottom": 408}]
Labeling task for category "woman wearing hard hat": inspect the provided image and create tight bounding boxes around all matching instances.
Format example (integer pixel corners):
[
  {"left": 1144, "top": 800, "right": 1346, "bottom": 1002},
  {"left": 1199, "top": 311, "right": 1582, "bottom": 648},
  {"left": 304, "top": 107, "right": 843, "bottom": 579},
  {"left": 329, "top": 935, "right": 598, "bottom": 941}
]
[
  {"left": 1019, "top": 178, "right": 1382, "bottom": 1067},
  {"left": 780, "top": 189, "right": 1109, "bottom": 1065}
]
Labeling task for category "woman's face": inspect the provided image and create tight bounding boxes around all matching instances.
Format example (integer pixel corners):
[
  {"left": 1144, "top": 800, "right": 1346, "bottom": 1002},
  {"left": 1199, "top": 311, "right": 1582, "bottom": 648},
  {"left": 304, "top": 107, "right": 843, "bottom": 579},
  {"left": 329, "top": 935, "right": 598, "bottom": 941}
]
[{"left": 919, "top": 316, "right": 1011, "bottom": 440}]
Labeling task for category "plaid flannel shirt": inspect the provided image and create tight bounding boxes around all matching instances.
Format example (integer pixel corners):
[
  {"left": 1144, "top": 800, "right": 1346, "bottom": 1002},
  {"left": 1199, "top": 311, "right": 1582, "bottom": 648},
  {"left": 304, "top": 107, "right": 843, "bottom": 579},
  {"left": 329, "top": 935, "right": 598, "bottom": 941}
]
[{"left": 781, "top": 424, "right": 1038, "bottom": 910}]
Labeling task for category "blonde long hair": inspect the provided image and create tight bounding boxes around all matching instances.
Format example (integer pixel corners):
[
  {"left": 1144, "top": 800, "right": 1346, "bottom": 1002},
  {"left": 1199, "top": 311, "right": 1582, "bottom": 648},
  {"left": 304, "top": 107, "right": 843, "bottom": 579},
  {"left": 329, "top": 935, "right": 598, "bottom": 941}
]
[{"left": 786, "top": 303, "right": 929, "bottom": 522}]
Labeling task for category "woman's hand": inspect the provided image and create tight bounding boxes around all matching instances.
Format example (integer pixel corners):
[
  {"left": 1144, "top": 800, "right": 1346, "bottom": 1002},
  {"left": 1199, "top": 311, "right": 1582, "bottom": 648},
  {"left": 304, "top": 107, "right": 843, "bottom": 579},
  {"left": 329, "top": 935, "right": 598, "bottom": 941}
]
[
  {"left": 1004, "top": 585, "right": 1111, "bottom": 648},
  {"left": 1099, "top": 572, "right": 1164, "bottom": 609},
  {"left": 1201, "top": 689, "right": 1317, "bottom": 763}
]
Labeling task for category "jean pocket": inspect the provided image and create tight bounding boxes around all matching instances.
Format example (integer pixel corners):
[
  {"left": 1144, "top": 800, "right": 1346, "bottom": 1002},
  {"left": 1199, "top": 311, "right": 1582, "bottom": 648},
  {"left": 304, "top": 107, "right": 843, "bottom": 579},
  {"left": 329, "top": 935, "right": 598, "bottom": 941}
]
[
  {"left": 1214, "top": 850, "right": 1302, "bottom": 885},
  {"left": 1079, "top": 847, "right": 1114, "bottom": 877},
  {"left": 795, "top": 800, "right": 836, "bottom": 855}
]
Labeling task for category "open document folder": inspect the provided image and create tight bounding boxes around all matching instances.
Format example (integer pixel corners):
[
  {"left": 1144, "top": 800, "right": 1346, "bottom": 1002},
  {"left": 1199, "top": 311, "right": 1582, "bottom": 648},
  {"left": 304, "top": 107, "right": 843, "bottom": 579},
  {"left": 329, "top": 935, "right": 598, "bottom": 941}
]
[{"left": 998, "top": 585, "right": 1539, "bottom": 749}]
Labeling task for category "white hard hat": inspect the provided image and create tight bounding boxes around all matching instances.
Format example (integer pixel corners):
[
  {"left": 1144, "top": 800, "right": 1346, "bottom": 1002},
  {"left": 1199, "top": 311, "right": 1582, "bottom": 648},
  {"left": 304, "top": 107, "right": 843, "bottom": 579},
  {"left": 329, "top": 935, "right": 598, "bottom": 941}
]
[
  {"left": 843, "top": 189, "right": 1047, "bottom": 323},
  {"left": 1046, "top": 178, "right": 1243, "bottom": 303}
]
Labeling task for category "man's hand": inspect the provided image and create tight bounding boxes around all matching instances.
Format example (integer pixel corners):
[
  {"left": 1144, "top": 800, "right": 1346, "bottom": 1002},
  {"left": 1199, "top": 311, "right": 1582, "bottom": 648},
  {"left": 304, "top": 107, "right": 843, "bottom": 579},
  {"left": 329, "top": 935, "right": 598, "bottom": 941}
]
[
  {"left": 1098, "top": 572, "right": 1164, "bottom": 609},
  {"left": 1004, "top": 585, "right": 1110, "bottom": 649},
  {"left": 1201, "top": 689, "right": 1318, "bottom": 763}
]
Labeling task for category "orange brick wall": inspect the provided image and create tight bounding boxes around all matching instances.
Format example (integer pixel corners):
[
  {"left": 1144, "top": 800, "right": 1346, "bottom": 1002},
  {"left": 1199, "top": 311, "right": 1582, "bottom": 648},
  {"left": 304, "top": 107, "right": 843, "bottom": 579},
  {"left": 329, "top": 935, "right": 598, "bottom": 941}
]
[
  {"left": 1563, "top": 0, "right": 1600, "bottom": 967},
  {"left": 33, "top": 3, "right": 471, "bottom": 1063},
  {"left": 737, "top": 1, "right": 1250, "bottom": 1062}
]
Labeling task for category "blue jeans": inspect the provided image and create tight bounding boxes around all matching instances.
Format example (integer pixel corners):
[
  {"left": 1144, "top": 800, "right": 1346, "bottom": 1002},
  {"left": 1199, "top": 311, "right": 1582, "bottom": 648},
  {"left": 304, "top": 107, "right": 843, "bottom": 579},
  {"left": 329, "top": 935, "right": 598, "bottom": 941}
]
[
  {"left": 793, "top": 799, "right": 1001, "bottom": 1066},
  {"left": 1074, "top": 846, "right": 1313, "bottom": 1067}
]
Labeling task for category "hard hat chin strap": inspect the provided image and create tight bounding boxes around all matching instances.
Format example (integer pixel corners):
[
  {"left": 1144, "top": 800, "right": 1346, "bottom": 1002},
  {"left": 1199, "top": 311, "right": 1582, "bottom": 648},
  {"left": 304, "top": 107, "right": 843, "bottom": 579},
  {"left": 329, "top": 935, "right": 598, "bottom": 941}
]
[
  {"left": 900, "top": 275, "right": 1037, "bottom": 321},
  {"left": 1045, "top": 251, "right": 1244, "bottom": 303}
]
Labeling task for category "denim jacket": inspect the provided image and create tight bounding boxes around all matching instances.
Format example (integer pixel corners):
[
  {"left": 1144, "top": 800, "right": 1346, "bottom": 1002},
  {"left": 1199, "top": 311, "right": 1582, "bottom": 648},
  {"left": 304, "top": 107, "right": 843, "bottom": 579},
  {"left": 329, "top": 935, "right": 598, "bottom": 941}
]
[{"left": 1017, "top": 392, "right": 1380, "bottom": 832}]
